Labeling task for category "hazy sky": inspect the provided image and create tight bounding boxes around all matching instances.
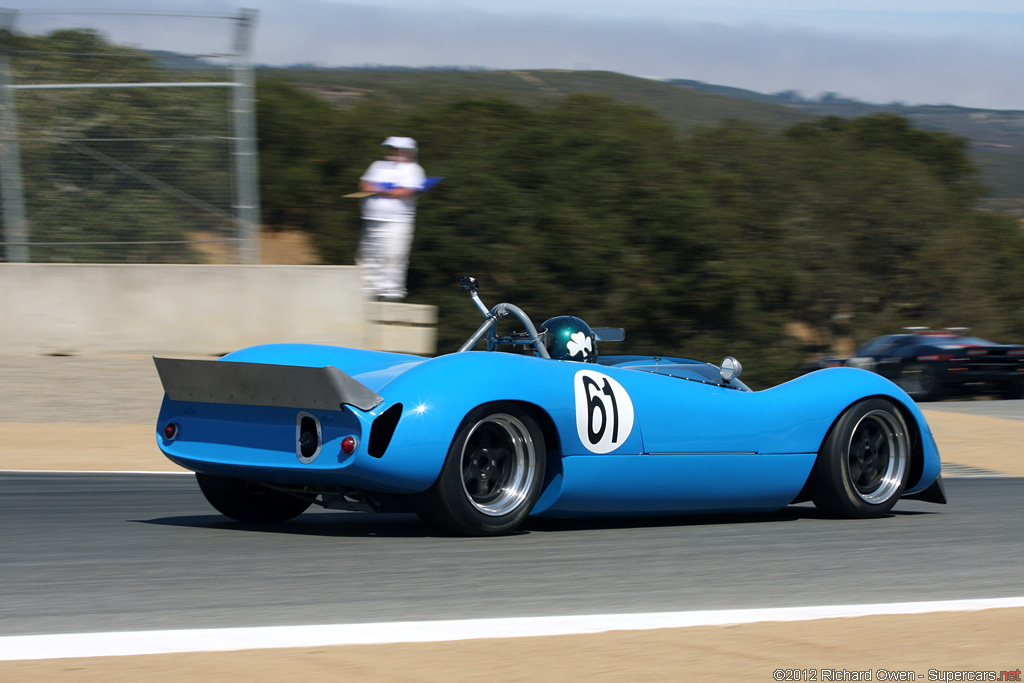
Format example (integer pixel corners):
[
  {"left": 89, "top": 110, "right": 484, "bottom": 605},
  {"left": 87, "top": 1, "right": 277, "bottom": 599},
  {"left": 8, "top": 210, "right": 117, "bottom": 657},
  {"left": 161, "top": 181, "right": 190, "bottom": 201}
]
[{"left": 8, "top": 1, "right": 1024, "bottom": 110}]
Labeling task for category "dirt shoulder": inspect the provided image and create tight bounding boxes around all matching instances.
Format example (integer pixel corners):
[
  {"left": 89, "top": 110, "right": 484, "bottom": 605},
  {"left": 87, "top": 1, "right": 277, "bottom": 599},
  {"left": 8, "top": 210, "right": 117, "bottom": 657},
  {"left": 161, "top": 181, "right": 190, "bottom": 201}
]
[
  {"left": 1, "top": 409, "right": 1021, "bottom": 476},
  {"left": 918, "top": 408, "right": 1024, "bottom": 476},
  {"left": 3, "top": 608, "right": 1022, "bottom": 681},
  {"left": 1, "top": 353, "right": 1020, "bottom": 475}
]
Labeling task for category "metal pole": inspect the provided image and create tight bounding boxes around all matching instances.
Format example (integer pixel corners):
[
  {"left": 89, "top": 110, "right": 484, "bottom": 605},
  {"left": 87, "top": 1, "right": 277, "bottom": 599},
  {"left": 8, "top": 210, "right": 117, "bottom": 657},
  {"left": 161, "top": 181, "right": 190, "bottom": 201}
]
[
  {"left": 231, "top": 8, "right": 260, "bottom": 265},
  {"left": 0, "top": 8, "right": 28, "bottom": 262}
]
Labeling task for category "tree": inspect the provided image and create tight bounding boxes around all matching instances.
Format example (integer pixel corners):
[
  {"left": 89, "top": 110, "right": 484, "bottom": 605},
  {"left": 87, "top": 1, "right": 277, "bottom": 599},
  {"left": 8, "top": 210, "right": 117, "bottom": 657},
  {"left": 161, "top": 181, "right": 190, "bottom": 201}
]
[
  {"left": 255, "top": 77, "right": 1022, "bottom": 386},
  {"left": 4, "top": 29, "right": 232, "bottom": 262}
]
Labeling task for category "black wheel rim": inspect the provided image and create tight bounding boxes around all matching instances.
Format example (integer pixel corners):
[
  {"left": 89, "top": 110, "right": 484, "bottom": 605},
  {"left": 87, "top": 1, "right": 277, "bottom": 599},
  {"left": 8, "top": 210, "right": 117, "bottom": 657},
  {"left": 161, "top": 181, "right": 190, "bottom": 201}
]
[
  {"left": 846, "top": 409, "right": 908, "bottom": 504},
  {"left": 459, "top": 413, "right": 535, "bottom": 516}
]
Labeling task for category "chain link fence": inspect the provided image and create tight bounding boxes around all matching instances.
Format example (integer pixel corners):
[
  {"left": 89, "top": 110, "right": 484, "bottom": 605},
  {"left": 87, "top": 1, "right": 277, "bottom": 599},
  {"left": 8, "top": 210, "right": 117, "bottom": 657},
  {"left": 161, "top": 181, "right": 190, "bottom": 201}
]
[{"left": 0, "top": 9, "right": 259, "bottom": 263}]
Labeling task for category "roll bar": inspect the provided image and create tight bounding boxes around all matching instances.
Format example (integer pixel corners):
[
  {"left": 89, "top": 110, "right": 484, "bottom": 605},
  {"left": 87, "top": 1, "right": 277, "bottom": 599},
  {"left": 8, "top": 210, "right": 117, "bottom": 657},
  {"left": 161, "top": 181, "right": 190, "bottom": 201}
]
[{"left": 457, "top": 277, "right": 551, "bottom": 358}]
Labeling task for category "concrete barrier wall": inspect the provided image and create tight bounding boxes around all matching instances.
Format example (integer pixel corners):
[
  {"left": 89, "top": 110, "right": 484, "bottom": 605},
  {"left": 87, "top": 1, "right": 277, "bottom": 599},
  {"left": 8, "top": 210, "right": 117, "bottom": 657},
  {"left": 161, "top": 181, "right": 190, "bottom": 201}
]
[{"left": 0, "top": 264, "right": 436, "bottom": 356}]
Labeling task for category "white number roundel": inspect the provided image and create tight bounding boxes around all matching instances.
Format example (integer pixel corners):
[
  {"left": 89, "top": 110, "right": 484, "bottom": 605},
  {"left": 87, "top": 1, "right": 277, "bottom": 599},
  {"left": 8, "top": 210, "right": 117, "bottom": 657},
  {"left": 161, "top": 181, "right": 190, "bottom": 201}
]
[{"left": 574, "top": 369, "right": 635, "bottom": 454}]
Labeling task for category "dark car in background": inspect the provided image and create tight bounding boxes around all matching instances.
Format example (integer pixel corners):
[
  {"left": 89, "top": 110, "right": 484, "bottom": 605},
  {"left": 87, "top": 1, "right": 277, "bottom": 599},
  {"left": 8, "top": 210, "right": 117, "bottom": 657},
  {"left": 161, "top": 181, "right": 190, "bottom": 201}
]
[{"left": 801, "top": 328, "right": 1024, "bottom": 401}]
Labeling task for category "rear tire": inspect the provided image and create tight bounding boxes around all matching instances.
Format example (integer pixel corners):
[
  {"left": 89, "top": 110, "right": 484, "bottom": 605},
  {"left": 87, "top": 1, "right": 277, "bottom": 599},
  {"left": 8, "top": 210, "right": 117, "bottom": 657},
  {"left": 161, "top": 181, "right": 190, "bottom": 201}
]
[
  {"left": 999, "top": 382, "right": 1024, "bottom": 400},
  {"left": 196, "top": 473, "right": 312, "bottom": 523},
  {"left": 413, "top": 404, "right": 546, "bottom": 536},
  {"left": 811, "top": 399, "right": 911, "bottom": 518}
]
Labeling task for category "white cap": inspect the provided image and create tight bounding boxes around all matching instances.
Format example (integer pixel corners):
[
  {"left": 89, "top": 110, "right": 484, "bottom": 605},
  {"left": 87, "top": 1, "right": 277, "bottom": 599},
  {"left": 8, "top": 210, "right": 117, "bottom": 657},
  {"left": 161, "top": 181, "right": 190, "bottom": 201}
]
[{"left": 381, "top": 136, "right": 417, "bottom": 150}]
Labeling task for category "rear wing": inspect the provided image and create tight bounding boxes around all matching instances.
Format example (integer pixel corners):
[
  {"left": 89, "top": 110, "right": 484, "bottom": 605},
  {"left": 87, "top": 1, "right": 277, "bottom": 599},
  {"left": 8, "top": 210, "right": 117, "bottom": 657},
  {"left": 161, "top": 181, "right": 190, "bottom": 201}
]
[{"left": 154, "top": 357, "right": 384, "bottom": 412}]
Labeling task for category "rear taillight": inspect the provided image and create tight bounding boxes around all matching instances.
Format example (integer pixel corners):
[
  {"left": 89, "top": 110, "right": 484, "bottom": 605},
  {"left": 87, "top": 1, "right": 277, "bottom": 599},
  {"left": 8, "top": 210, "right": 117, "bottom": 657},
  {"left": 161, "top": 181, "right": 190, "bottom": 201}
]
[
  {"left": 341, "top": 435, "right": 357, "bottom": 456},
  {"left": 163, "top": 423, "right": 179, "bottom": 441}
]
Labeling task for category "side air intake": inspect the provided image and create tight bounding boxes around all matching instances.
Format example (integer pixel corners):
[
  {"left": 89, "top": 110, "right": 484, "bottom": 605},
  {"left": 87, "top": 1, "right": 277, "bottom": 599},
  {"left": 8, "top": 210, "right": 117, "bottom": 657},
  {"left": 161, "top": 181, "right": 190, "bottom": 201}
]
[{"left": 368, "top": 404, "right": 403, "bottom": 458}]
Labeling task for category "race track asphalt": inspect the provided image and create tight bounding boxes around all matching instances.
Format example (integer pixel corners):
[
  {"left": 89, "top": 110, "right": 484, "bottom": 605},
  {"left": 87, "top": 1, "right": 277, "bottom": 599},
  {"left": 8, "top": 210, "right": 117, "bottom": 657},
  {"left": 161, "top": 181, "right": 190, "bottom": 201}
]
[{"left": 2, "top": 473, "right": 1020, "bottom": 638}]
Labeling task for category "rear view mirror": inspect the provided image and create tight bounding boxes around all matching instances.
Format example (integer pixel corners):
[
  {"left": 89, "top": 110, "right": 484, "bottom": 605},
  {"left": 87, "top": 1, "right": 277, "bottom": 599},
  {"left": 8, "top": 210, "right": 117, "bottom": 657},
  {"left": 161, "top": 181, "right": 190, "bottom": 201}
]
[{"left": 721, "top": 356, "right": 743, "bottom": 382}]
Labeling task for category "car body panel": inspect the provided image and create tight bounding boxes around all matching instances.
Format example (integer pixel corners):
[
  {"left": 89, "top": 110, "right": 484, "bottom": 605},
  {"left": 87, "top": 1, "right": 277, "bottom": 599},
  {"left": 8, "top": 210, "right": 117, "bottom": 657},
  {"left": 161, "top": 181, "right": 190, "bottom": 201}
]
[
  {"left": 535, "top": 452, "right": 816, "bottom": 516},
  {"left": 157, "top": 341, "right": 942, "bottom": 517}
]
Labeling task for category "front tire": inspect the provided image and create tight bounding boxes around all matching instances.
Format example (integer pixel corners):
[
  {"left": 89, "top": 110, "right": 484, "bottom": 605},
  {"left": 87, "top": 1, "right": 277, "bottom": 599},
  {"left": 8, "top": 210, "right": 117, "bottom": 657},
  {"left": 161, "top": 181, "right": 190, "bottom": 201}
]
[
  {"left": 811, "top": 399, "right": 911, "bottom": 518},
  {"left": 196, "top": 473, "right": 312, "bottom": 523},
  {"left": 413, "top": 404, "right": 546, "bottom": 536}
]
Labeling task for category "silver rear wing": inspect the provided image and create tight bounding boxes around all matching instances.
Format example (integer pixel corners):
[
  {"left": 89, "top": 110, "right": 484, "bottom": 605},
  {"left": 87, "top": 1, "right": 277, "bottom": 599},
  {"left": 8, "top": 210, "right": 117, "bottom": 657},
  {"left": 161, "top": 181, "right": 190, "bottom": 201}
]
[{"left": 154, "top": 357, "right": 384, "bottom": 412}]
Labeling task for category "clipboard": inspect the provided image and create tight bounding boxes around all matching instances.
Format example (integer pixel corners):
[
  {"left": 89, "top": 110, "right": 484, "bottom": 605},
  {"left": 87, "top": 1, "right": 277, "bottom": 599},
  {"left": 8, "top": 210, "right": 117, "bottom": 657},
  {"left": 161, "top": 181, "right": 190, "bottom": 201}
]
[{"left": 345, "top": 176, "right": 444, "bottom": 198}]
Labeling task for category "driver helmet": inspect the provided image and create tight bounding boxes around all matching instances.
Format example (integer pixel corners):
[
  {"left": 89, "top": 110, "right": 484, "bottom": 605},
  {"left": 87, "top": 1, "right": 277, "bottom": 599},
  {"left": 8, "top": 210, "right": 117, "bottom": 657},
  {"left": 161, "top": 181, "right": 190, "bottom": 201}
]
[{"left": 542, "top": 316, "right": 597, "bottom": 362}]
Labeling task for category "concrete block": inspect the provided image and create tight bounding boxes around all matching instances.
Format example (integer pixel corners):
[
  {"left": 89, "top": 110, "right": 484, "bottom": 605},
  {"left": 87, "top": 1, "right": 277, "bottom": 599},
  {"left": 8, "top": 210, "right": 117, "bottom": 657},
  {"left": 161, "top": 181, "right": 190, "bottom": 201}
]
[{"left": 0, "top": 264, "right": 437, "bottom": 356}]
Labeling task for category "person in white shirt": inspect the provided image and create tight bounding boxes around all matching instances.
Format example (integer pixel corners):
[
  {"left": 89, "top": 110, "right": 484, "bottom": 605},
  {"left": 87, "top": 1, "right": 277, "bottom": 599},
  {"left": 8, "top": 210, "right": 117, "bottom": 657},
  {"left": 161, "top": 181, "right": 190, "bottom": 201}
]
[{"left": 357, "top": 136, "right": 426, "bottom": 301}]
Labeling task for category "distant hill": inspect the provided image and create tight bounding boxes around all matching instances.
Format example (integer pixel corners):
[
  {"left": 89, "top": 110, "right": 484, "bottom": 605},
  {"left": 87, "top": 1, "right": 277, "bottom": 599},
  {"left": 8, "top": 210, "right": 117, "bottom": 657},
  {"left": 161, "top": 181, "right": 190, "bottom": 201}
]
[
  {"left": 669, "top": 79, "right": 1024, "bottom": 200},
  {"left": 260, "top": 68, "right": 811, "bottom": 134},
  {"left": 258, "top": 67, "right": 1024, "bottom": 199}
]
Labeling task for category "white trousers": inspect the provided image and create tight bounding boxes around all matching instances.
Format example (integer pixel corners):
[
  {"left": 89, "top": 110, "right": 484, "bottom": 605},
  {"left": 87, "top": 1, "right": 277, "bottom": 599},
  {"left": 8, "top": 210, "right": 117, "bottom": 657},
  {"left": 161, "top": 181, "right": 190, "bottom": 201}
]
[{"left": 358, "top": 219, "right": 414, "bottom": 300}]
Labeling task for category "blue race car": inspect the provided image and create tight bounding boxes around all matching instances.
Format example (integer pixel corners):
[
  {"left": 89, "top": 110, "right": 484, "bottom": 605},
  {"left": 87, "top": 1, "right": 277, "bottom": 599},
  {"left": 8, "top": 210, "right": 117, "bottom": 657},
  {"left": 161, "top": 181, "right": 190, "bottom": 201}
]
[{"left": 155, "top": 277, "right": 946, "bottom": 536}]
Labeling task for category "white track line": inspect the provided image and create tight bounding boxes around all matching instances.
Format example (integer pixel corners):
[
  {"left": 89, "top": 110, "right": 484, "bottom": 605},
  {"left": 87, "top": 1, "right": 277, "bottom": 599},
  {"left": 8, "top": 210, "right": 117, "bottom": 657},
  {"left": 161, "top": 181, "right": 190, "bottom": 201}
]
[{"left": 2, "top": 597, "right": 1023, "bottom": 661}]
